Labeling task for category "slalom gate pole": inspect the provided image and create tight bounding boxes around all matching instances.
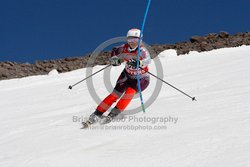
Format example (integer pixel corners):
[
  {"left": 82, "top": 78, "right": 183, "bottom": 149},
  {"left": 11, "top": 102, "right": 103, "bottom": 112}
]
[
  {"left": 136, "top": 0, "right": 152, "bottom": 113},
  {"left": 68, "top": 64, "right": 111, "bottom": 90},
  {"left": 140, "top": 67, "right": 196, "bottom": 101}
]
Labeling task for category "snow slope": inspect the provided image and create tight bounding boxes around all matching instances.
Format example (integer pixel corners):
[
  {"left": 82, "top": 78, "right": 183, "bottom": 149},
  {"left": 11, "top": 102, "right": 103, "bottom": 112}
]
[{"left": 0, "top": 46, "right": 250, "bottom": 167}]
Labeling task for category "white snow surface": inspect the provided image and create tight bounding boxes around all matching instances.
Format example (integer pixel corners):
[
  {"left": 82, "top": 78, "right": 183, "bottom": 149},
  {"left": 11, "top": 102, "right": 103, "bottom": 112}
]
[{"left": 1, "top": 46, "right": 250, "bottom": 167}]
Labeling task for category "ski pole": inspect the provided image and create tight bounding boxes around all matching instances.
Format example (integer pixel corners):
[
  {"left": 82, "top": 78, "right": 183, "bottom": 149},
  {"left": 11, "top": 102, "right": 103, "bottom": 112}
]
[
  {"left": 68, "top": 64, "right": 111, "bottom": 89},
  {"left": 140, "top": 67, "right": 196, "bottom": 101}
]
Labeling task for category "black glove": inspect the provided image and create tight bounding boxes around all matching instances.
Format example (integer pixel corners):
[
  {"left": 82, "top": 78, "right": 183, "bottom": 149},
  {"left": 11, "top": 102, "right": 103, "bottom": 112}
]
[
  {"left": 109, "top": 56, "right": 121, "bottom": 66},
  {"left": 111, "top": 47, "right": 122, "bottom": 57},
  {"left": 127, "top": 59, "right": 142, "bottom": 69}
]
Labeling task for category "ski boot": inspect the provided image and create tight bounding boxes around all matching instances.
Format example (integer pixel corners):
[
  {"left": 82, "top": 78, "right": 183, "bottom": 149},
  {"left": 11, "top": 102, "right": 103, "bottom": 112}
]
[
  {"left": 100, "top": 107, "right": 121, "bottom": 125},
  {"left": 81, "top": 110, "right": 103, "bottom": 129}
]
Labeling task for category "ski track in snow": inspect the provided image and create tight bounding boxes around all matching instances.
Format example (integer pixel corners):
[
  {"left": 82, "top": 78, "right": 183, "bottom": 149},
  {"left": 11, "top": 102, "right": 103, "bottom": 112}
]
[{"left": 0, "top": 46, "right": 250, "bottom": 167}]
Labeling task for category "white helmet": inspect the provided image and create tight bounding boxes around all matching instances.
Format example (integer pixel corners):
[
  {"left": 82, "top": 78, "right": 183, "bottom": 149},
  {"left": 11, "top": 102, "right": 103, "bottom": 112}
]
[{"left": 127, "top": 28, "right": 142, "bottom": 38}]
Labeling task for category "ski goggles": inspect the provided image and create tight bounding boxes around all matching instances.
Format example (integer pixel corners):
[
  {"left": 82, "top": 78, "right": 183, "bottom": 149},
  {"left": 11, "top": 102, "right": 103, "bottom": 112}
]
[{"left": 127, "top": 37, "right": 140, "bottom": 43}]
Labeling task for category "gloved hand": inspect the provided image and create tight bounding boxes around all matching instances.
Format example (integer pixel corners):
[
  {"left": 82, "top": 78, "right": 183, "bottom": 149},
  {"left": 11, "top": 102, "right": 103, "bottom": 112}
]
[
  {"left": 109, "top": 56, "right": 121, "bottom": 66},
  {"left": 127, "top": 59, "right": 142, "bottom": 69}
]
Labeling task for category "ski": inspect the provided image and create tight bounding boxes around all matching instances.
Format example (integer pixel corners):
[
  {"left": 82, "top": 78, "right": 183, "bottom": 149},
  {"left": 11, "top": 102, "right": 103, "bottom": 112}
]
[{"left": 81, "top": 116, "right": 113, "bottom": 129}]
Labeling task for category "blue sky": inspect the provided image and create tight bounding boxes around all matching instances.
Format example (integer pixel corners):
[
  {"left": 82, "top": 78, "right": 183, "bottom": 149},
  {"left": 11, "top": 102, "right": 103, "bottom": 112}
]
[{"left": 0, "top": 0, "right": 249, "bottom": 63}]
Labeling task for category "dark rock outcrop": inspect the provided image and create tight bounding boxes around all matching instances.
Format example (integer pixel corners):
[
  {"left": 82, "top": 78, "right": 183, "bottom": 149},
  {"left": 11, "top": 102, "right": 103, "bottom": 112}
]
[{"left": 1, "top": 31, "right": 250, "bottom": 80}]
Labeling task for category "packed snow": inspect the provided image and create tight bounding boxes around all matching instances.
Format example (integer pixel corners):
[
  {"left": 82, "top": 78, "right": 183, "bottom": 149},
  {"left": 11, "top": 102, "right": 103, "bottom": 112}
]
[{"left": 0, "top": 46, "right": 250, "bottom": 167}]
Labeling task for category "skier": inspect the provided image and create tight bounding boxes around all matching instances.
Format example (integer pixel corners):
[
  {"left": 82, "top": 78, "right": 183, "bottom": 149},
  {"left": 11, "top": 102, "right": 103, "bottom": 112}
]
[{"left": 83, "top": 28, "right": 151, "bottom": 128}]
